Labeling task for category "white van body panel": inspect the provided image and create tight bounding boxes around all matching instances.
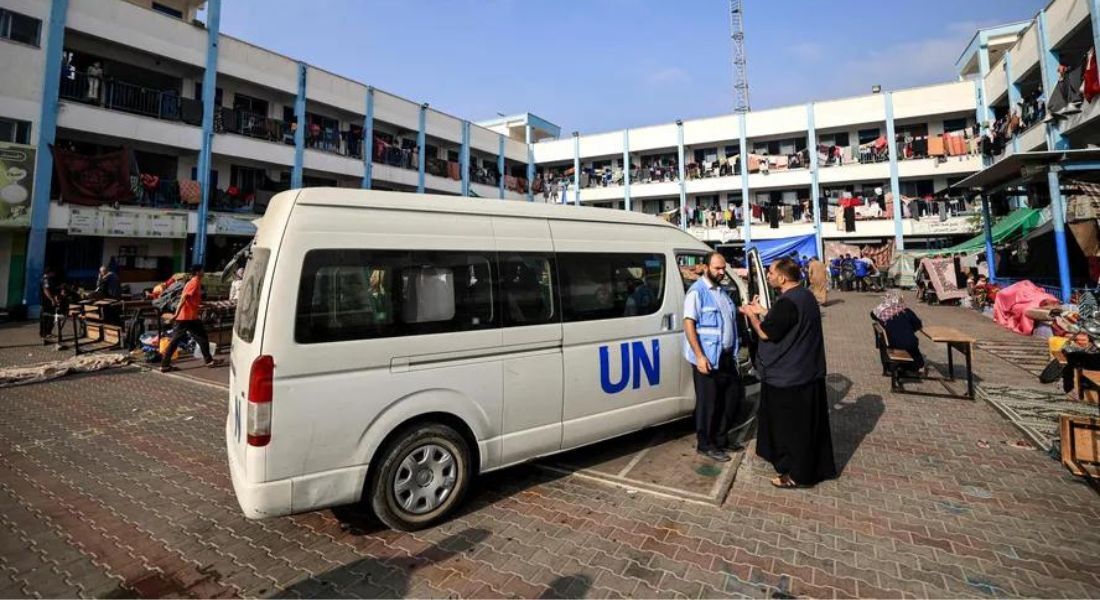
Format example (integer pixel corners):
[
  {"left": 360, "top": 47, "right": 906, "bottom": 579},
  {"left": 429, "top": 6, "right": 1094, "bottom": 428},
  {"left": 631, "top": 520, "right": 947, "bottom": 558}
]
[{"left": 227, "top": 189, "right": 759, "bottom": 519}]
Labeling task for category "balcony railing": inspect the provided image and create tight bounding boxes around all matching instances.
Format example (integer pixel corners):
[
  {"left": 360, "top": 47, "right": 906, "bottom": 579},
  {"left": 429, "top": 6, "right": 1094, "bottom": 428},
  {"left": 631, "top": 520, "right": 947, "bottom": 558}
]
[
  {"left": 59, "top": 72, "right": 194, "bottom": 123},
  {"left": 221, "top": 109, "right": 289, "bottom": 143}
]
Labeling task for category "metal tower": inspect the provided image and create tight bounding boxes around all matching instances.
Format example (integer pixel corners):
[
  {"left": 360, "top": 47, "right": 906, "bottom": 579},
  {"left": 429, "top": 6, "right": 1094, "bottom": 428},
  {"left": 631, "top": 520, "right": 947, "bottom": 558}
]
[{"left": 729, "top": 0, "right": 750, "bottom": 113}]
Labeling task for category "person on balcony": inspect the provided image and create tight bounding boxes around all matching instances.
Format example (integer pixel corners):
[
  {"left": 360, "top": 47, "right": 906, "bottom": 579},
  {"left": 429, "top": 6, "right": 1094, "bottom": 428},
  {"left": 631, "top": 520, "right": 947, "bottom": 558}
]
[{"left": 86, "top": 62, "right": 103, "bottom": 104}]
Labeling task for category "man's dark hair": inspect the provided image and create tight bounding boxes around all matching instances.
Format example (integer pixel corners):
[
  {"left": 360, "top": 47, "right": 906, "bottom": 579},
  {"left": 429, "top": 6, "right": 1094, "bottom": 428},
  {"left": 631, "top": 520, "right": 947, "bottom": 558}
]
[
  {"left": 773, "top": 257, "right": 802, "bottom": 282},
  {"left": 189, "top": 264, "right": 205, "bottom": 275},
  {"left": 704, "top": 251, "right": 725, "bottom": 266}
]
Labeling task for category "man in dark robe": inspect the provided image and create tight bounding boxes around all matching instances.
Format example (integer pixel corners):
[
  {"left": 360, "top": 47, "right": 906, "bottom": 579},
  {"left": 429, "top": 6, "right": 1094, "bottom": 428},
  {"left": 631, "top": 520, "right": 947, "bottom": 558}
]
[{"left": 739, "top": 258, "right": 836, "bottom": 488}]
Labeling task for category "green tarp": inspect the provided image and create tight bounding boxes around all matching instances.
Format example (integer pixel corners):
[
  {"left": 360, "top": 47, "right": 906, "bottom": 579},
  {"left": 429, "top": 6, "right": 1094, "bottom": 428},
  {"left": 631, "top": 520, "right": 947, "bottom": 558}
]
[{"left": 910, "top": 208, "right": 1046, "bottom": 257}]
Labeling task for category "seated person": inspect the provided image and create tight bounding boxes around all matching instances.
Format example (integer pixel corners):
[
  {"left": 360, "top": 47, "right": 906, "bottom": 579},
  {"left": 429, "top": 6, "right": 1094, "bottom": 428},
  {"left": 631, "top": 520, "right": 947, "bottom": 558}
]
[{"left": 871, "top": 291, "right": 926, "bottom": 375}]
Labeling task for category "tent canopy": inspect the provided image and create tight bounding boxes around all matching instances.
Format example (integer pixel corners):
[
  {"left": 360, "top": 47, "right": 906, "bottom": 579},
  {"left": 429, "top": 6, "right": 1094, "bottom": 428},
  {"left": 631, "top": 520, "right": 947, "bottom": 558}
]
[
  {"left": 912, "top": 208, "right": 1045, "bottom": 256},
  {"left": 749, "top": 233, "right": 818, "bottom": 264}
]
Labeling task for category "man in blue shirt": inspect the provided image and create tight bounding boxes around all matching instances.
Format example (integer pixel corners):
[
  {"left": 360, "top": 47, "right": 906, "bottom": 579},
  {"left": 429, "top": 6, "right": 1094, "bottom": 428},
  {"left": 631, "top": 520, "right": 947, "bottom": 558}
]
[{"left": 683, "top": 252, "right": 743, "bottom": 462}]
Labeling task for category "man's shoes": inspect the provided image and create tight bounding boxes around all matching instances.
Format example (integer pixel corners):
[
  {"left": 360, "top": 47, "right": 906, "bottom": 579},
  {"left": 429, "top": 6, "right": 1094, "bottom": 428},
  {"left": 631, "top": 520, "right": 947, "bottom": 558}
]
[
  {"left": 723, "top": 442, "right": 746, "bottom": 453},
  {"left": 697, "top": 448, "right": 731, "bottom": 462}
]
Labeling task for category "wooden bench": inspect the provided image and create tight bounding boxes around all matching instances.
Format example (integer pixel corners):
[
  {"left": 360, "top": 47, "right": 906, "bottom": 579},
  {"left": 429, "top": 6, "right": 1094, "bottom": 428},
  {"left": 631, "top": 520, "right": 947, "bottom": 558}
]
[{"left": 872, "top": 321, "right": 915, "bottom": 392}]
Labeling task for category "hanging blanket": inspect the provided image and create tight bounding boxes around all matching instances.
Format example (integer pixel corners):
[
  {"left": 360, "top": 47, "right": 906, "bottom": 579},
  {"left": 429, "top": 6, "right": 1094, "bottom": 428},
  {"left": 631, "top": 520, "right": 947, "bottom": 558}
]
[
  {"left": 861, "top": 240, "right": 895, "bottom": 270},
  {"left": 50, "top": 145, "right": 134, "bottom": 206},
  {"left": 919, "top": 258, "right": 967, "bottom": 301},
  {"left": 993, "top": 280, "right": 1059, "bottom": 336}
]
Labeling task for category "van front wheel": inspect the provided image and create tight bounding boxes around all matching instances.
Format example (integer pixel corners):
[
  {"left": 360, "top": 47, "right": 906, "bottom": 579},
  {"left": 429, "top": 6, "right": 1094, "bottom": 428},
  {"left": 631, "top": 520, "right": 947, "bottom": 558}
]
[{"left": 370, "top": 423, "right": 471, "bottom": 531}]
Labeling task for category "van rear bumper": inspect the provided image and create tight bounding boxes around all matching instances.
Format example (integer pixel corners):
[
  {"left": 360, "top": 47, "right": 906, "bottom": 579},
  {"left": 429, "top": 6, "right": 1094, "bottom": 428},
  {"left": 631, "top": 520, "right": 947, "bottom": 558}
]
[
  {"left": 228, "top": 451, "right": 292, "bottom": 519},
  {"left": 229, "top": 453, "right": 369, "bottom": 519}
]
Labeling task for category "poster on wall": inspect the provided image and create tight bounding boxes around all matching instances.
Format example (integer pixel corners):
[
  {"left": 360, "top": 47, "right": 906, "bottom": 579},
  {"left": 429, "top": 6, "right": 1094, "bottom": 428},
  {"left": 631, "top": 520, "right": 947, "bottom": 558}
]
[
  {"left": 0, "top": 142, "right": 35, "bottom": 229},
  {"left": 68, "top": 207, "right": 187, "bottom": 238},
  {"left": 211, "top": 214, "right": 258, "bottom": 236}
]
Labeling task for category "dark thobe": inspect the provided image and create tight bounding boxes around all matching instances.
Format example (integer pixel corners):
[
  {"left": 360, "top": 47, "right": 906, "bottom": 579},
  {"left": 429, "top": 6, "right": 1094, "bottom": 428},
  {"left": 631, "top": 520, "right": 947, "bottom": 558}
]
[{"left": 755, "top": 286, "right": 837, "bottom": 485}]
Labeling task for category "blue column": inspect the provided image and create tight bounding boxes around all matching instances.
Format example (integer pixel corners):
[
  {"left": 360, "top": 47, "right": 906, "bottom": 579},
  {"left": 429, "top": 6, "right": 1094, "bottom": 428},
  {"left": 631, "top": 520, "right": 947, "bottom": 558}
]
[
  {"left": 572, "top": 132, "right": 581, "bottom": 205},
  {"left": 676, "top": 120, "right": 686, "bottom": 230},
  {"left": 806, "top": 103, "right": 822, "bottom": 259},
  {"left": 1005, "top": 52, "right": 1020, "bottom": 154},
  {"left": 362, "top": 86, "right": 374, "bottom": 189},
  {"left": 1037, "top": 10, "right": 1069, "bottom": 150},
  {"left": 497, "top": 134, "right": 505, "bottom": 199},
  {"left": 525, "top": 125, "right": 534, "bottom": 202},
  {"left": 23, "top": 0, "right": 69, "bottom": 314},
  {"left": 460, "top": 121, "right": 470, "bottom": 197},
  {"left": 291, "top": 62, "right": 306, "bottom": 188},
  {"left": 738, "top": 112, "right": 751, "bottom": 246},
  {"left": 191, "top": 0, "right": 221, "bottom": 267},
  {"left": 884, "top": 92, "right": 904, "bottom": 251},
  {"left": 622, "top": 130, "right": 631, "bottom": 211},
  {"left": 417, "top": 103, "right": 427, "bottom": 193},
  {"left": 1048, "top": 169, "right": 1072, "bottom": 302},
  {"left": 980, "top": 194, "right": 997, "bottom": 282}
]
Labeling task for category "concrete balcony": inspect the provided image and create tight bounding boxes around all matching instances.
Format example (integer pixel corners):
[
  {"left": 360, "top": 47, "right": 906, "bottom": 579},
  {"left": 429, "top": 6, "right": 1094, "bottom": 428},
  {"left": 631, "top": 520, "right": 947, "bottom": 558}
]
[
  {"left": 817, "top": 161, "right": 891, "bottom": 185},
  {"left": 986, "top": 59, "right": 1009, "bottom": 104},
  {"left": 747, "top": 169, "right": 812, "bottom": 191},
  {"left": 68, "top": 0, "right": 206, "bottom": 68},
  {"left": 1017, "top": 122, "right": 1049, "bottom": 152},
  {"left": 1045, "top": 0, "right": 1092, "bottom": 49},
  {"left": 58, "top": 101, "right": 201, "bottom": 150},
  {"left": 579, "top": 185, "right": 627, "bottom": 202},
  {"left": 686, "top": 175, "right": 743, "bottom": 195},
  {"left": 897, "top": 155, "right": 982, "bottom": 178},
  {"left": 628, "top": 180, "right": 682, "bottom": 199},
  {"left": 470, "top": 182, "right": 500, "bottom": 199},
  {"left": 424, "top": 172, "right": 462, "bottom": 195},
  {"left": 304, "top": 148, "right": 363, "bottom": 179},
  {"left": 212, "top": 134, "right": 294, "bottom": 168},
  {"left": 690, "top": 214, "right": 977, "bottom": 243}
]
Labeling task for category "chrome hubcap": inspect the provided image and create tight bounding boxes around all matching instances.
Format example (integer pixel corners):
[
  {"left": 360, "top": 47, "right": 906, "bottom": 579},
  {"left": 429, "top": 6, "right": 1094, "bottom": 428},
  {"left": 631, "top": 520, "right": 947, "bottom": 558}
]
[{"left": 393, "top": 443, "right": 457, "bottom": 515}]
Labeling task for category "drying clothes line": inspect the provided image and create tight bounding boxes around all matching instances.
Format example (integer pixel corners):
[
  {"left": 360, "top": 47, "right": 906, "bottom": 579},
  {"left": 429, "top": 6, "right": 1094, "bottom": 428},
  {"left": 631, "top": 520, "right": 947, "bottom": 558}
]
[{"left": 0, "top": 352, "right": 132, "bottom": 388}]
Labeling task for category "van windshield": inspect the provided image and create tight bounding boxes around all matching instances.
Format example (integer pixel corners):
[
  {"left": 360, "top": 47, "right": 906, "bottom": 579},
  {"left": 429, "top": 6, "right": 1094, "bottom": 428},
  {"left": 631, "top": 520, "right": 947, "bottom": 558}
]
[{"left": 234, "top": 247, "right": 270, "bottom": 343}]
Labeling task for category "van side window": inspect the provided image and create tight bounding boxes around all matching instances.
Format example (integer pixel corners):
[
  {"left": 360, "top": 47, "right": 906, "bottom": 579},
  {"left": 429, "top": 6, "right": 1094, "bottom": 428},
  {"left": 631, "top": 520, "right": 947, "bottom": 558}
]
[
  {"left": 295, "top": 250, "right": 496, "bottom": 343},
  {"left": 499, "top": 254, "right": 557, "bottom": 326},
  {"left": 558, "top": 253, "right": 665, "bottom": 322},
  {"left": 676, "top": 253, "right": 706, "bottom": 291}
]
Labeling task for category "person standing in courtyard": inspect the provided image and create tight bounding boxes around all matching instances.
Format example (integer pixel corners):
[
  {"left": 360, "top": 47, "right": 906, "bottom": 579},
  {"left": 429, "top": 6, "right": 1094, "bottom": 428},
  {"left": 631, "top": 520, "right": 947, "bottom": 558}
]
[
  {"left": 683, "top": 252, "right": 743, "bottom": 462},
  {"left": 807, "top": 256, "right": 828, "bottom": 305},
  {"left": 160, "top": 265, "right": 221, "bottom": 372},
  {"left": 740, "top": 257, "right": 836, "bottom": 487}
]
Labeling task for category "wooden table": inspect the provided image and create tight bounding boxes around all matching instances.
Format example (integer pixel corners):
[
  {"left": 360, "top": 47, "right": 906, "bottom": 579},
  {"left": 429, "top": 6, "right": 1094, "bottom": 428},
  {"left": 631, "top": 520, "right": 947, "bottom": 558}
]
[{"left": 920, "top": 325, "right": 977, "bottom": 399}]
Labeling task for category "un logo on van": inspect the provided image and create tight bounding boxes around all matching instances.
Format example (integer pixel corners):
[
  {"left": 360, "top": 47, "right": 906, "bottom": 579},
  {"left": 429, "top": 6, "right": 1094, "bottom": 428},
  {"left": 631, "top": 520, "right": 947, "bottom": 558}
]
[{"left": 599, "top": 339, "right": 660, "bottom": 394}]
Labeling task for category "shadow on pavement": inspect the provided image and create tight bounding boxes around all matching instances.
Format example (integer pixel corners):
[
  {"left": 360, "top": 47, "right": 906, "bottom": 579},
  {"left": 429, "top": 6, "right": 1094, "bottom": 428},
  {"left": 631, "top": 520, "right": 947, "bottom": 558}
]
[
  {"left": 539, "top": 574, "right": 593, "bottom": 599},
  {"left": 272, "top": 528, "right": 490, "bottom": 598},
  {"left": 827, "top": 373, "right": 885, "bottom": 475}
]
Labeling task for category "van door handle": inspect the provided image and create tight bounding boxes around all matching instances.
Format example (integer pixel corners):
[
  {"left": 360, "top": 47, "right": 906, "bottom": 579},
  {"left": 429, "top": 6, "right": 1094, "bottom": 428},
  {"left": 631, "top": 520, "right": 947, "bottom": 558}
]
[{"left": 661, "top": 313, "right": 675, "bottom": 331}]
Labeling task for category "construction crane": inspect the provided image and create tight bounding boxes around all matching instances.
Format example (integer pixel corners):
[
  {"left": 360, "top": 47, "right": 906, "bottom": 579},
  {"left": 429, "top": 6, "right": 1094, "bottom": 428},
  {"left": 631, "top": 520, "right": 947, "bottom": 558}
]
[{"left": 729, "top": 0, "right": 750, "bottom": 113}]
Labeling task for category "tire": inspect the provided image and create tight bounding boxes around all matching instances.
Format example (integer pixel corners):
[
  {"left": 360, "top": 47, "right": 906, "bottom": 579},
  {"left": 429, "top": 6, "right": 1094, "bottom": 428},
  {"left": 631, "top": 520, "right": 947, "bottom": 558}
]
[{"left": 369, "top": 422, "right": 472, "bottom": 531}]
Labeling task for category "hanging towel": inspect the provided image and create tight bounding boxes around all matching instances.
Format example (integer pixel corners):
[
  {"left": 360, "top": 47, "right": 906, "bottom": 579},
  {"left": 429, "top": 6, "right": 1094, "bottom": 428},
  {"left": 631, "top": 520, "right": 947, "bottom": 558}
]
[{"left": 179, "top": 180, "right": 201, "bottom": 205}]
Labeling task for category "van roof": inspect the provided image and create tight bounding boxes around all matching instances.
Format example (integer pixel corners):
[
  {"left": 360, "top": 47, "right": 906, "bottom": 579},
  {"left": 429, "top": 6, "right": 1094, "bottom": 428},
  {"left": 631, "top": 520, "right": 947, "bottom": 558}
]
[{"left": 292, "top": 188, "right": 683, "bottom": 229}]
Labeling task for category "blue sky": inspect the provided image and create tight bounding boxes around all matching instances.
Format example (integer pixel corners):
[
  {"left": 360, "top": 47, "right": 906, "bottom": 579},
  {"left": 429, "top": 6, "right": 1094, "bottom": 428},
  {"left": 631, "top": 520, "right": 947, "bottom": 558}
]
[{"left": 215, "top": 0, "right": 1043, "bottom": 135}]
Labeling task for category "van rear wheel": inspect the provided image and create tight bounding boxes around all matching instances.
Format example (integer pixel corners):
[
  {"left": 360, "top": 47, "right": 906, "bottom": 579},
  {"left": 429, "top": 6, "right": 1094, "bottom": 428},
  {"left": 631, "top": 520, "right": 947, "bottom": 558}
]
[{"left": 370, "top": 423, "right": 471, "bottom": 531}]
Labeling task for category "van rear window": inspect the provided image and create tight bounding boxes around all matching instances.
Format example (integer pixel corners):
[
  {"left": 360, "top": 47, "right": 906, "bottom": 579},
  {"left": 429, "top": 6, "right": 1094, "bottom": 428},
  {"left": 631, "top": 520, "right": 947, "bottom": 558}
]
[{"left": 234, "top": 247, "right": 270, "bottom": 343}]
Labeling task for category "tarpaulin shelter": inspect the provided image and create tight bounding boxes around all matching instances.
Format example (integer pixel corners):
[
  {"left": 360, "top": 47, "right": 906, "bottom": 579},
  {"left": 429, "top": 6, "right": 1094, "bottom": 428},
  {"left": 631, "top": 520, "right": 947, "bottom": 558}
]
[{"left": 749, "top": 233, "right": 818, "bottom": 264}]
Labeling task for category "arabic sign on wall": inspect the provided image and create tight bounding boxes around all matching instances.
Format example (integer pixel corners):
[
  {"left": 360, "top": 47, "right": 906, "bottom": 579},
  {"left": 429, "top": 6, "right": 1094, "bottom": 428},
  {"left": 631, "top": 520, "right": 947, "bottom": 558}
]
[
  {"left": 210, "top": 214, "right": 258, "bottom": 236},
  {"left": 0, "top": 142, "right": 35, "bottom": 229},
  {"left": 69, "top": 207, "right": 187, "bottom": 238},
  {"left": 909, "top": 216, "right": 978, "bottom": 235}
]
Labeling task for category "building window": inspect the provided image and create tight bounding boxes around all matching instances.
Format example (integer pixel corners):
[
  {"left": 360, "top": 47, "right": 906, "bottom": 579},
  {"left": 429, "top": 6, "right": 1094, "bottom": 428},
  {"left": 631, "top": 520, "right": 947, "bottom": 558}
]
[
  {"left": 0, "top": 8, "right": 41, "bottom": 46},
  {"left": 500, "top": 253, "right": 556, "bottom": 327},
  {"left": 151, "top": 2, "right": 184, "bottom": 18},
  {"left": 232, "top": 93, "right": 269, "bottom": 117},
  {"left": 230, "top": 165, "right": 266, "bottom": 194},
  {"left": 0, "top": 117, "right": 31, "bottom": 144},
  {"left": 858, "top": 128, "right": 880, "bottom": 145},
  {"left": 943, "top": 117, "right": 968, "bottom": 133}
]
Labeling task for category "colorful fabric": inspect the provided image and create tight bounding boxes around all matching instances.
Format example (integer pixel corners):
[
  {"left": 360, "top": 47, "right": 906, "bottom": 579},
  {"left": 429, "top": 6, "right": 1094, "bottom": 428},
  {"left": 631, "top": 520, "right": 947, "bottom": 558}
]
[
  {"left": 861, "top": 240, "right": 895, "bottom": 270},
  {"left": 179, "top": 180, "right": 201, "bottom": 205},
  {"left": 919, "top": 258, "right": 967, "bottom": 301},
  {"left": 993, "top": 280, "right": 1059, "bottom": 336},
  {"left": 50, "top": 145, "right": 134, "bottom": 206},
  {"left": 873, "top": 290, "right": 906, "bottom": 322}
]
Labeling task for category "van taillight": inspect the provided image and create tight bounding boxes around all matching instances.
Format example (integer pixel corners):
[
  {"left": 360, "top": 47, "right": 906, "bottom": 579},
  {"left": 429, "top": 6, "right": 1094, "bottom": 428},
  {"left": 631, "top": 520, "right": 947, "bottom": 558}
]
[{"left": 247, "top": 355, "right": 274, "bottom": 447}]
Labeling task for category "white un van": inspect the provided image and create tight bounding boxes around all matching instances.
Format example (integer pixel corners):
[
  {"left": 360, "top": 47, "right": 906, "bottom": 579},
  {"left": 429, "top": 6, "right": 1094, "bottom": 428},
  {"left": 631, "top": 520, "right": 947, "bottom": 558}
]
[{"left": 228, "top": 189, "right": 772, "bottom": 530}]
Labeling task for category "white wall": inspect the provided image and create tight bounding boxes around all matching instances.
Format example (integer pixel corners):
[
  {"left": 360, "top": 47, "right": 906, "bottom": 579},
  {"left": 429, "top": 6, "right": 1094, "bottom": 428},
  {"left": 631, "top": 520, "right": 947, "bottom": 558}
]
[{"left": 68, "top": 0, "right": 206, "bottom": 68}]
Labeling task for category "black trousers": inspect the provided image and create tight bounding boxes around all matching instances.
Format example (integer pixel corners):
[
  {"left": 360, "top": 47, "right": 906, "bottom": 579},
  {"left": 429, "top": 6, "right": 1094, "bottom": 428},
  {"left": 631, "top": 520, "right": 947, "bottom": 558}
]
[
  {"left": 692, "top": 350, "right": 742, "bottom": 451},
  {"left": 161, "top": 320, "right": 212, "bottom": 367}
]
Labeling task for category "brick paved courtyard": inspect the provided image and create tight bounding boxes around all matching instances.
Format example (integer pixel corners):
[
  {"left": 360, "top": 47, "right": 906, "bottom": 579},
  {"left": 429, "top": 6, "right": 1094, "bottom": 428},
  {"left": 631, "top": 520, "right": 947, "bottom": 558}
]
[{"left": 1, "top": 291, "right": 1099, "bottom": 598}]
